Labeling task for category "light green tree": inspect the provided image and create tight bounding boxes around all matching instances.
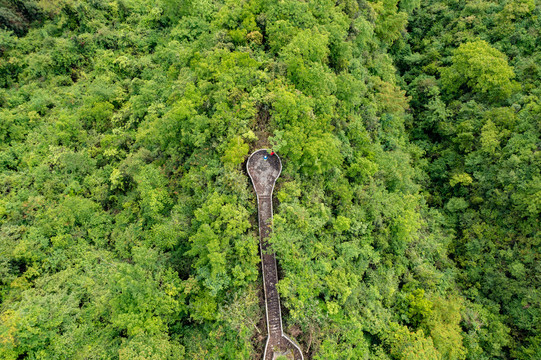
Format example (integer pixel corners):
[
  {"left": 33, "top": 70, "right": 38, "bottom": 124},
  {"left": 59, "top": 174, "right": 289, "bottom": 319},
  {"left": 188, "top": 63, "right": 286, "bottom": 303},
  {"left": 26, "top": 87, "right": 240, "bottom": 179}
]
[{"left": 441, "top": 40, "right": 517, "bottom": 101}]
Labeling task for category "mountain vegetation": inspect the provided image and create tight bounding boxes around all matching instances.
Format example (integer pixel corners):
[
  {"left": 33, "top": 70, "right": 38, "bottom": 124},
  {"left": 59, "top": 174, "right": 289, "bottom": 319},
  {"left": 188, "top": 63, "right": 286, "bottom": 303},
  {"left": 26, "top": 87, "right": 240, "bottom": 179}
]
[{"left": 0, "top": 0, "right": 539, "bottom": 359}]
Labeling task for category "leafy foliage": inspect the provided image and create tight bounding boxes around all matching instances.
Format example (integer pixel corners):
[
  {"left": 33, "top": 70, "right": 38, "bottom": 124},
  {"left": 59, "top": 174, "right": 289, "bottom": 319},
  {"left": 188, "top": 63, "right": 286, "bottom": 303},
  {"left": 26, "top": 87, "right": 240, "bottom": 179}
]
[
  {"left": 395, "top": 0, "right": 541, "bottom": 358},
  {"left": 441, "top": 40, "right": 517, "bottom": 101},
  {"left": 0, "top": 0, "right": 538, "bottom": 358}
]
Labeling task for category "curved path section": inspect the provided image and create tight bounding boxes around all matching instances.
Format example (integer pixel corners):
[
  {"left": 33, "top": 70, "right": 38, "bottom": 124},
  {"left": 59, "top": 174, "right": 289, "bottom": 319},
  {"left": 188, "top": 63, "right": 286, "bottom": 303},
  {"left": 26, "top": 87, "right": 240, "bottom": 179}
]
[{"left": 247, "top": 150, "right": 304, "bottom": 360}]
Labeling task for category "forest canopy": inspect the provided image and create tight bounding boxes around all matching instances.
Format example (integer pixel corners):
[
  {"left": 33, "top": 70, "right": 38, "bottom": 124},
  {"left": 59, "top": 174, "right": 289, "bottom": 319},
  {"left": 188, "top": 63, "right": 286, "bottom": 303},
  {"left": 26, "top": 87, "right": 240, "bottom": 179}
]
[{"left": 0, "top": 0, "right": 539, "bottom": 359}]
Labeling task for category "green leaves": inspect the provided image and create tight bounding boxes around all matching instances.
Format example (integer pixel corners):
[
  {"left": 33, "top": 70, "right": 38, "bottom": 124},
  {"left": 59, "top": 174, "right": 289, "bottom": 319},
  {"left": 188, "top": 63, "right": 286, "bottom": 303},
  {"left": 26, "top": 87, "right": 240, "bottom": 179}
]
[
  {"left": 426, "top": 297, "right": 466, "bottom": 360},
  {"left": 369, "top": 0, "right": 408, "bottom": 46},
  {"left": 118, "top": 332, "right": 185, "bottom": 360},
  {"left": 135, "top": 165, "right": 172, "bottom": 223},
  {"left": 441, "top": 40, "right": 518, "bottom": 101},
  {"left": 300, "top": 132, "right": 343, "bottom": 175},
  {"left": 383, "top": 322, "right": 441, "bottom": 360},
  {"left": 7, "top": 0, "right": 539, "bottom": 357},
  {"left": 186, "top": 192, "right": 257, "bottom": 305},
  {"left": 221, "top": 136, "right": 249, "bottom": 168},
  {"left": 399, "top": 1, "right": 541, "bottom": 358}
]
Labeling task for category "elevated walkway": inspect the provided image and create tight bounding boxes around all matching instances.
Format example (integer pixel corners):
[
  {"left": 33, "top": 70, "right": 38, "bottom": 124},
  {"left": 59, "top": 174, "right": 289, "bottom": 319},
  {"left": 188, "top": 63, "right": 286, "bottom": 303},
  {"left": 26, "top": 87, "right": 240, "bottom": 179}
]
[{"left": 247, "top": 149, "right": 303, "bottom": 360}]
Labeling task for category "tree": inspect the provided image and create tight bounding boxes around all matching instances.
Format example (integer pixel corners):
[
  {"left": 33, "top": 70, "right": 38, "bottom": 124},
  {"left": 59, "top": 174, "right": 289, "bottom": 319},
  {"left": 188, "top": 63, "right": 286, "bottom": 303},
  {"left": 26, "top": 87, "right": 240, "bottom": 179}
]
[
  {"left": 221, "top": 135, "right": 249, "bottom": 168},
  {"left": 440, "top": 40, "right": 518, "bottom": 101},
  {"left": 383, "top": 322, "right": 441, "bottom": 360}
]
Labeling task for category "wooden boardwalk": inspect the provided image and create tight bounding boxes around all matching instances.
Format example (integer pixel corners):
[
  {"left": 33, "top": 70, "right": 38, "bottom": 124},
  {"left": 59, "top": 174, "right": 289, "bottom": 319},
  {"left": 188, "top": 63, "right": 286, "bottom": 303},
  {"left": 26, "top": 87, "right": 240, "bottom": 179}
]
[{"left": 247, "top": 150, "right": 303, "bottom": 360}]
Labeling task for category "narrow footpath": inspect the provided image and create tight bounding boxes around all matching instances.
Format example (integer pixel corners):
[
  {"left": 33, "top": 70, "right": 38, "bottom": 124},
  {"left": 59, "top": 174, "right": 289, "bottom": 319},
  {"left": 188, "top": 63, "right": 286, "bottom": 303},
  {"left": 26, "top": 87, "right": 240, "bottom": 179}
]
[{"left": 247, "top": 150, "right": 303, "bottom": 360}]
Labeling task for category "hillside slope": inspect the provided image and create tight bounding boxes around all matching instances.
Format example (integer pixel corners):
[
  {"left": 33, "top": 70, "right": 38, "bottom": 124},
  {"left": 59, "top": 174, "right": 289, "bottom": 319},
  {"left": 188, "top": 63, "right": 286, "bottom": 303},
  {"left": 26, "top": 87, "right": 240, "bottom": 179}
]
[{"left": 2, "top": 0, "right": 536, "bottom": 359}]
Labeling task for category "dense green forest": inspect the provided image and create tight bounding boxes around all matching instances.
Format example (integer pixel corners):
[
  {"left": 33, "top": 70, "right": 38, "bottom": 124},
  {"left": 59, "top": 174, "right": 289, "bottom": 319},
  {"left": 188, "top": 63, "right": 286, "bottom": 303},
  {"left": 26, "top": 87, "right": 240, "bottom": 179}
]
[{"left": 0, "top": 0, "right": 539, "bottom": 359}]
